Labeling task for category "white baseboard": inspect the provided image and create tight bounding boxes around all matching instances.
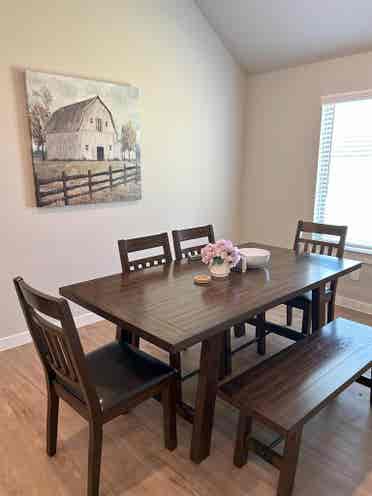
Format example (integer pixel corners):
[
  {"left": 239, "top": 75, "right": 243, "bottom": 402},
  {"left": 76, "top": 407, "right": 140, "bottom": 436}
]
[
  {"left": 74, "top": 311, "right": 103, "bottom": 328},
  {"left": 336, "top": 295, "right": 372, "bottom": 316},
  {"left": 0, "top": 311, "right": 103, "bottom": 352},
  {"left": 0, "top": 331, "right": 33, "bottom": 352}
]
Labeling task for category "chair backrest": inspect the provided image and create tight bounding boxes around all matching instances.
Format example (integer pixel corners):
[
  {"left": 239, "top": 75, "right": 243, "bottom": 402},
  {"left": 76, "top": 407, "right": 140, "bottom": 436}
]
[
  {"left": 293, "top": 220, "right": 347, "bottom": 257},
  {"left": 118, "top": 232, "right": 172, "bottom": 273},
  {"left": 172, "top": 224, "right": 215, "bottom": 261},
  {"left": 13, "top": 277, "right": 100, "bottom": 414}
]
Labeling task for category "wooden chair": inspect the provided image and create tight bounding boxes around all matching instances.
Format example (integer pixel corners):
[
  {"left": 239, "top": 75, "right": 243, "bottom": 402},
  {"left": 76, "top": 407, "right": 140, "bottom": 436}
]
[
  {"left": 117, "top": 232, "right": 172, "bottom": 348},
  {"left": 118, "top": 232, "right": 173, "bottom": 273},
  {"left": 219, "top": 318, "right": 372, "bottom": 496},
  {"left": 14, "top": 277, "right": 177, "bottom": 496},
  {"left": 172, "top": 224, "right": 215, "bottom": 261},
  {"left": 286, "top": 220, "right": 348, "bottom": 335},
  {"left": 117, "top": 232, "right": 185, "bottom": 399}
]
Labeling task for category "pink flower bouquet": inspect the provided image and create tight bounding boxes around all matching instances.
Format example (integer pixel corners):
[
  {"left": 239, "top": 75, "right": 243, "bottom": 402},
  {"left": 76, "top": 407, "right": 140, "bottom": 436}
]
[{"left": 201, "top": 239, "right": 241, "bottom": 268}]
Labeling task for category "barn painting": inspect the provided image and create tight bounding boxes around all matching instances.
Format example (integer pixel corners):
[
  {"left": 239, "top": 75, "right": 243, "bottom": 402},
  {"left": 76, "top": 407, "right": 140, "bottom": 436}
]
[{"left": 25, "top": 70, "right": 141, "bottom": 207}]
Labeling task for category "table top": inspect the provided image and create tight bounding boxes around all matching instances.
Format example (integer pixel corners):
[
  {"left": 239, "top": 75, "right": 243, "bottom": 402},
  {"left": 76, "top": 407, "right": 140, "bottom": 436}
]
[{"left": 60, "top": 243, "right": 361, "bottom": 352}]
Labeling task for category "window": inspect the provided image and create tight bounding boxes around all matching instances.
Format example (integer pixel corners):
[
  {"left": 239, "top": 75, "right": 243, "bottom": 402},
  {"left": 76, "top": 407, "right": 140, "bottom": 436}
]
[
  {"left": 109, "top": 145, "right": 112, "bottom": 151},
  {"left": 314, "top": 91, "right": 372, "bottom": 253},
  {"left": 90, "top": 118, "right": 93, "bottom": 124},
  {"left": 96, "top": 118, "right": 102, "bottom": 132},
  {"left": 85, "top": 144, "right": 89, "bottom": 151}
]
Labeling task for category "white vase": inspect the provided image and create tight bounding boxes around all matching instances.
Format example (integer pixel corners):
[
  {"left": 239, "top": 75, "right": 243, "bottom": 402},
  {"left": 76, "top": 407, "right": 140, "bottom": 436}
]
[{"left": 209, "top": 260, "right": 231, "bottom": 279}]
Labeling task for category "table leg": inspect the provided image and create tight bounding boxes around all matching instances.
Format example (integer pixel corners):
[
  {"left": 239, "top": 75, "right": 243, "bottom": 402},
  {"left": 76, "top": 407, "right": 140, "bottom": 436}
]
[
  {"left": 190, "top": 333, "right": 223, "bottom": 464},
  {"left": 311, "top": 282, "right": 326, "bottom": 332}
]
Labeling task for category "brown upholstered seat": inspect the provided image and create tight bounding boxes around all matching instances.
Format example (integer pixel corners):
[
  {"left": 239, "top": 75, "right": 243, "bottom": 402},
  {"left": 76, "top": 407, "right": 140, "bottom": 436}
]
[{"left": 85, "top": 342, "right": 174, "bottom": 412}]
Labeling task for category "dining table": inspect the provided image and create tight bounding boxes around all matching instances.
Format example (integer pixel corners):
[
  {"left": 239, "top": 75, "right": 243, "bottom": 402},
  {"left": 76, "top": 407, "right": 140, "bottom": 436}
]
[{"left": 60, "top": 242, "right": 362, "bottom": 464}]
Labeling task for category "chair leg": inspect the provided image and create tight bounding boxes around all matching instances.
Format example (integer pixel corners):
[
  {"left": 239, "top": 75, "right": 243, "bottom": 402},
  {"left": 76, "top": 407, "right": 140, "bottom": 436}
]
[
  {"left": 116, "top": 326, "right": 129, "bottom": 342},
  {"left": 286, "top": 306, "right": 293, "bottom": 326},
  {"left": 327, "top": 297, "right": 335, "bottom": 323},
  {"left": 277, "top": 427, "right": 302, "bottom": 496},
  {"left": 256, "top": 313, "right": 266, "bottom": 355},
  {"left": 234, "top": 413, "right": 252, "bottom": 468},
  {"left": 87, "top": 421, "right": 103, "bottom": 496},
  {"left": 301, "top": 304, "right": 311, "bottom": 336},
  {"left": 169, "top": 352, "right": 183, "bottom": 404},
  {"left": 116, "top": 326, "right": 139, "bottom": 348},
  {"left": 234, "top": 323, "right": 246, "bottom": 338},
  {"left": 131, "top": 334, "right": 140, "bottom": 348},
  {"left": 219, "top": 329, "right": 232, "bottom": 380},
  {"left": 162, "top": 377, "right": 177, "bottom": 451},
  {"left": 46, "top": 384, "right": 59, "bottom": 457}
]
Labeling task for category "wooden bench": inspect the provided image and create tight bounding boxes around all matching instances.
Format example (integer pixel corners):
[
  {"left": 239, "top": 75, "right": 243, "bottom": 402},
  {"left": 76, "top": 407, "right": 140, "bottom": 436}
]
[{"left": 218, "top": 318, "right": 372, "bottom": 496}]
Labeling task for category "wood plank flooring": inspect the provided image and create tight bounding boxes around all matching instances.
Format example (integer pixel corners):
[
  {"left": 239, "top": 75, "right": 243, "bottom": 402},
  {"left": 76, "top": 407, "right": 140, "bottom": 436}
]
[{"left": 0, "top": 306, "right": 371, "bottom": 495}]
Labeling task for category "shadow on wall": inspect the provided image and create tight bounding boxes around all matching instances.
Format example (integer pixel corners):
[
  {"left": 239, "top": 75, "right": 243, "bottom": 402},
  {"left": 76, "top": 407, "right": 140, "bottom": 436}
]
[{"left": 12, "top": 66, "right": 36, "bottom": 208}]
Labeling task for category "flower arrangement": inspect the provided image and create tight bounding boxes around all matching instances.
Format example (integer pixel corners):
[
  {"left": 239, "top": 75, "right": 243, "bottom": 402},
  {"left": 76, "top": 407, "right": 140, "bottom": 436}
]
[{"left": 201, "top": 239, "right": 241, "bottom": 268}]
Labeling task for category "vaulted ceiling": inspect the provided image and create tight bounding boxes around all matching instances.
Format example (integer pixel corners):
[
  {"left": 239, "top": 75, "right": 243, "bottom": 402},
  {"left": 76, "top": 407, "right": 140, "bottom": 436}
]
[{"left": 196, "top": 0, "right": 372, "bottom": 73}]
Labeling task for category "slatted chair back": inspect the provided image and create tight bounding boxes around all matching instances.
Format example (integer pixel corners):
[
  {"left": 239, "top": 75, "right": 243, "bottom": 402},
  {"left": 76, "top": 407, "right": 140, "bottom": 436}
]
[
  {"left": 172, "top": 224, "right": 215, "bottom": 261},
  {"left": 13, "top": 277, "right": 100, "bottom": 415},
  {"left": 294, "top": 221, "right": 347, "bottom": 257},
  {"left": 118, "top": 232, "right": 172, "bottom": 273}
]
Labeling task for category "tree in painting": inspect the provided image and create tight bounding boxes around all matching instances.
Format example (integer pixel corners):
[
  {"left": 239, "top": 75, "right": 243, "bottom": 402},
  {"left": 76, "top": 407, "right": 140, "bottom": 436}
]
[
  {"left": 28, "top": 87, "right": 53, "bottom": 160},
  {"left": 121, "top": 121, "right": 137, "bottom": 160}
]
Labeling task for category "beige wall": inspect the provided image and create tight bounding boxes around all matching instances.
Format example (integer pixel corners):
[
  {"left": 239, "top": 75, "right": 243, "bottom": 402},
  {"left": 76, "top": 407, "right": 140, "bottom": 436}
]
[
  {"left": 242, "top": 50, "right": 372, "bottom": 305},
  {"left": 0, "top": 0, "right": 246, "bottom": 339}
]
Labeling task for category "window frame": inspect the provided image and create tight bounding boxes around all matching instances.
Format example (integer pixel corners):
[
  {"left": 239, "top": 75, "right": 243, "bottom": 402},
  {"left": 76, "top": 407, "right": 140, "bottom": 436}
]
[
  {"left": 96, "top": 118, "right": 102, "bottom": 132},
  {"left": 314, "top": 89, "right": 372, "bottom": 256}
]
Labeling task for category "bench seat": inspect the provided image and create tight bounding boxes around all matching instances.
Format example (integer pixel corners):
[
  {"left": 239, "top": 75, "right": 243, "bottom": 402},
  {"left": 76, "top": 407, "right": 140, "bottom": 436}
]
[{"left": 218, "top": 318, "right": 372, "bottom": 496}]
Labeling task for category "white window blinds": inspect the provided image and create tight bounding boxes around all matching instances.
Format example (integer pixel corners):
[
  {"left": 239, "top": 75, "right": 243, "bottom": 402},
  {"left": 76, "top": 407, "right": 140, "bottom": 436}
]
[{"left": 314, "top": 93, "right": 372, "bottom": 253}]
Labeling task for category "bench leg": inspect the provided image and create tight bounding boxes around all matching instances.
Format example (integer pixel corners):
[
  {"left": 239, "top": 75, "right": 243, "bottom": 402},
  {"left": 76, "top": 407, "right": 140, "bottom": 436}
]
[
  {"left": 277, "top": 427, "right": 302, "bottom": 496},
  {"left": 256, "top": 313, "right": 266, "bottom": 355},
  {"left": 234, "top": 413, "right": 252, "bottom": 467}
]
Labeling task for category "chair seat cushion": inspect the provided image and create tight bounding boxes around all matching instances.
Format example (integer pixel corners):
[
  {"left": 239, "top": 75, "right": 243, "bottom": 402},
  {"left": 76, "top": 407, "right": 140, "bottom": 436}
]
[{"left": 83, "top": 342, "right": 174, "bottom": 412}]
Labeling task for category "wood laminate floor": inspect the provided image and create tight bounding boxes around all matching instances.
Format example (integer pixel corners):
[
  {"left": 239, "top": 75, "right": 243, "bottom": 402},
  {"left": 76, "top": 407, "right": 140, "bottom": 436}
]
[{"left": 1, "top": 306, "right": 371, "bottom": 495}]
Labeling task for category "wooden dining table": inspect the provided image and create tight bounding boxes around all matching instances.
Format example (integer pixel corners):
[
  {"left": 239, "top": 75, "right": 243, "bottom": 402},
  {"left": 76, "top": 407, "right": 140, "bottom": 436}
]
[{"left": 60, "top": 242, "right": 361, "bottom": 464}]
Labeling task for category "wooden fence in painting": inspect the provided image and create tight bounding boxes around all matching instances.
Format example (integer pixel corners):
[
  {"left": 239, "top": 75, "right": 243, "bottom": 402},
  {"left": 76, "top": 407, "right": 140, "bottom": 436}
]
[{"left": 34, "top": 161, "right": 140, "bottom": 207}]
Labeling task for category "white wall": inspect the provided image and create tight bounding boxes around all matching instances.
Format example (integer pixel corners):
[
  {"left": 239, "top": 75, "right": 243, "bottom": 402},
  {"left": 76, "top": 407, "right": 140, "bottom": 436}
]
[
  {"left": 242, "top": 50, "right": 372, "bottom": 307},
  {"left": 0, "top": 0, "right": 246, "bottom": 339}
]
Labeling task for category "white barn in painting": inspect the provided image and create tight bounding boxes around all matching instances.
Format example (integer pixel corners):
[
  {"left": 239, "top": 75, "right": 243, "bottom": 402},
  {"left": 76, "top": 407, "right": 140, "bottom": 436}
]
[{"left": 45, "top": 96, "right": 120, "bottom": 161}]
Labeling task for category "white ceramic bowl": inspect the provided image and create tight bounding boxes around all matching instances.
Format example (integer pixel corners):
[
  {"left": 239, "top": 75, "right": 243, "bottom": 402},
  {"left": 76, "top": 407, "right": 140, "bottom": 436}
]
[{"left": 240, "top": 248, "right": 271, "bottom": 269}]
